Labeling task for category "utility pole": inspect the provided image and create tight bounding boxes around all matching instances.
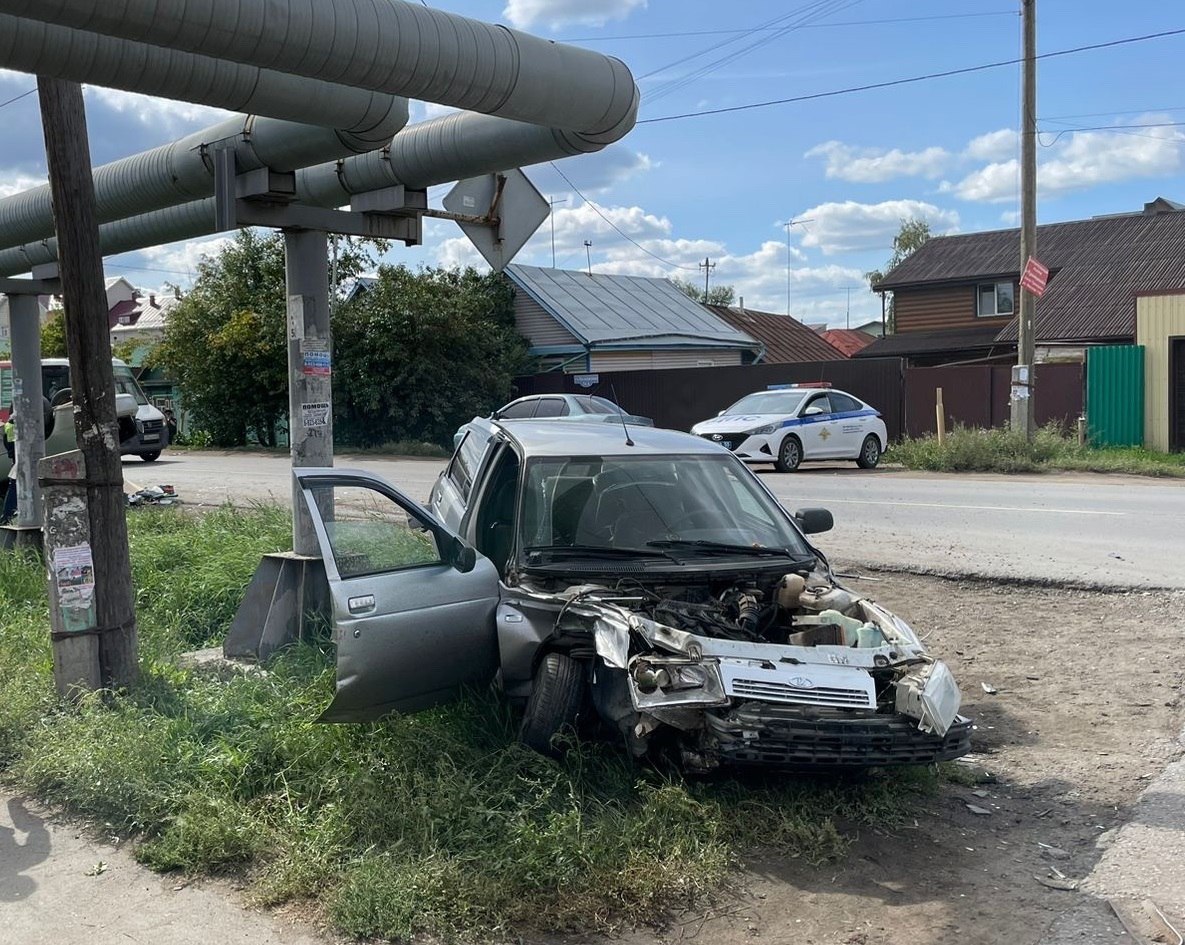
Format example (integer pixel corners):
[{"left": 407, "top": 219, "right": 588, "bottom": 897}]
[
  {"left": 699, "top": 256, "right": 716, "bottom": 301},
  {"left": 548, "top": 196, "right": 567, "bottom": 267},
  {"left": 846, "top": 286, "right": 851, "bottom": 329},
  {"left": 1011, "top": 0, "right": 1038, "bottom": 439},
  {"left": 782, "top": 218, "right": 813, "bottom": 318},
  {"left": 583, "top": 240, "right": 593, "bottom": 275},
  {"left": 38, "top": 77, "right": 138, "bottom": 689}
]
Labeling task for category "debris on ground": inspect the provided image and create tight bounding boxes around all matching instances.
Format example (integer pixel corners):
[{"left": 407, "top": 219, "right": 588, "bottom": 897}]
[
  {"left": 965, "top": 803, "right": 992, "bottom": 816},
  {"left": 981, "top": 681, "right": 999, "bottom": 694},
  {"left": 126, "top": 484, "right": 180, "bottom": 507}
]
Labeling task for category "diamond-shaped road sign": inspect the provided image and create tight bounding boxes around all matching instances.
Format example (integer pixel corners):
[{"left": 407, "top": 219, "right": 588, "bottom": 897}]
[{"left": 443, "top": 169, "right": 550, "bottom": 272}]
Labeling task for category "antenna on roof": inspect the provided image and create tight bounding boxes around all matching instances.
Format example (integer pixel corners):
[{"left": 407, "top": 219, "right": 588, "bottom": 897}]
[{"left": 610, "top": 382, "right": 634, "bottom": 447}]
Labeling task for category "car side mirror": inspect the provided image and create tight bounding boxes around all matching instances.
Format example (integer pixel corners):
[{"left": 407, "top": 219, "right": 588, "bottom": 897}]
[
  {"left": 717, "top": 409, "right": 725, "bottom": 417},
  {"left": 450, "top": 537, "right": 478, "bottom": 573},
  {"left": 803, "top": 405, "right": 825, "bottom": 417},
  {"left": 794, "top": 507, "right": 834, "bottom": 535}
]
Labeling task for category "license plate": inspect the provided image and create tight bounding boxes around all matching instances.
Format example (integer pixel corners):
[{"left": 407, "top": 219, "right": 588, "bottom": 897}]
[{"left": 142, "top": 435, "right": 159, "bottom": 443}]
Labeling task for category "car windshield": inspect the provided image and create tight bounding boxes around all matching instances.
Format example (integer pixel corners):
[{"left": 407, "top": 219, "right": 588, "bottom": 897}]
[
  {"left": 113, "top": 367, "right": 149, "bottom": 406},
  {"left": 520, "top": 454, "right": 812, "bottom": 557},
  {"left": 722, "top": 391, "right": 807, "bottom": 415}
]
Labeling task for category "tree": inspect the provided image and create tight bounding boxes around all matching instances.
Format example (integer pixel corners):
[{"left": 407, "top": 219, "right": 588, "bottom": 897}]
[
  {"left": 865, "top": 218, "right": 932, "bottom": 333},
  {"left": 41, "top": 309, "right": 68, "bottom": 357},
  {"left": 332, "top": 265, "right": 532, "bottom": 448},
  {"left": 671, "top": 277, "right": 736, "bottom": 306}
]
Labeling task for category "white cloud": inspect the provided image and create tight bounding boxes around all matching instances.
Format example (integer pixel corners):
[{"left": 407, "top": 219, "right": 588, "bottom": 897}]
[
  {"left": 504, "top": 0, "right": 646, "bottom": 29},
  {"left": 952, "top": 116, "right": 1185, "bottom": 203},
  {"left": 999, "top": 210, "right": 1021, "bottom": 226},
  {"left": 794, "top": 199, "right": 959, "bottom": 255},
  {"left": 964, "top": 128, "right": 1017, "bottom": 162},
  {"left": 804, "top": 140, "right": 950, "bottom": 183},
  {"left": 85, "top": 87, "right": 231, "bottom": 133},
  {"left": 0, "top": 171, "right": 44, "bottom": 199},
  {"left": 539, "top": 147, "right": 654, "bottom": 195},
  {"left": 133, "top": 235, "right": 234, "bottom": 284}
]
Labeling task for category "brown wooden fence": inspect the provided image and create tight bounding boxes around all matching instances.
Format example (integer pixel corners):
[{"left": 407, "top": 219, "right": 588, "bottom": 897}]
[{"left": 513, "top": 357, "right": 1085, "bottom": 443}]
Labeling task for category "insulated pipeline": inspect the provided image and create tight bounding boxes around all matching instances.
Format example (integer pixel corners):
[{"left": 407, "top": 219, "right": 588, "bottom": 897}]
[
  {"left": 0, "top": 14, "right": 409, "bottom": 143},
  {"left": 0, "top": 0, "right": 639, "bottom": 139}
]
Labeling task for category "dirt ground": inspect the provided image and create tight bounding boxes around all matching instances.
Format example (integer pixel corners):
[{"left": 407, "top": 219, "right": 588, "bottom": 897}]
[{"left": 605, "top": 573, "right": 1185, "bottom": 945}]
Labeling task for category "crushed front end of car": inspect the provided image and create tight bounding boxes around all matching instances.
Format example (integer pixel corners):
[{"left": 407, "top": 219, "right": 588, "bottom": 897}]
[{"left": 508, "top": 570, "right": 972, "bottom": 771}]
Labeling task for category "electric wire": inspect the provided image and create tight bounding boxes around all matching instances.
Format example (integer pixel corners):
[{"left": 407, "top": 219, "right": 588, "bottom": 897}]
[
  {"left": 0, "top": 87, "right": 36, "bottom": 110},
  {"left": 547, "top": 161, "right": 701, "bottom": 272},
  {"left": 639, "top": 27, "right": 1185, "bottom": 124}
]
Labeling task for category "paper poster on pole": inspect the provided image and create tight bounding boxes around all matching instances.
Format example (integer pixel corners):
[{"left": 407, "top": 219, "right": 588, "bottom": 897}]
[
  {"left": 300, "top": 402, "right": 331, "bottom": 429},
  {"left": 53, "top": 543, "right": 97, "bottom": 632},
  {"left": 287, "top": 295, "right": 306, "bottom": 341},
  {"left": 301, "top": 339, "right": 331, "bottom": 377}
]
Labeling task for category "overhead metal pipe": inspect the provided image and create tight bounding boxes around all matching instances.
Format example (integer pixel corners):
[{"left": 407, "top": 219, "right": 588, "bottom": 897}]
[
  {"left": 0, "top": 109, "right": 409, "bottom": 252},
  {"left": 0, "top": 14, "right": 409, "bottom": 141},
  {"left": 1, "top": 0, "right": 639, "bottom": 138},
  {"left": 297, "top": 111, "right": 621, "bottom": 208}
]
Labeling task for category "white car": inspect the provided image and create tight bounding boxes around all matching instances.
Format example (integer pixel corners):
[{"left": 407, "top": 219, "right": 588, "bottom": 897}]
[{"left": 691, "top": 384, "right": 887, "bottom": 472}]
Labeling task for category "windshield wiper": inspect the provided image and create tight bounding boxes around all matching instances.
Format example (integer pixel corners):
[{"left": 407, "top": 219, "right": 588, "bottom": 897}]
[
  {"left": 525, "top": 544, "right": 676, "bottom": 561},
  {"left": 646, "top": 539, "right": 813, "bottom": 562}
]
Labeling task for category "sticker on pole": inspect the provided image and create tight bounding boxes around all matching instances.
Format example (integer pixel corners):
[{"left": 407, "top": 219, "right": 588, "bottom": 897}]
[
  {"left": 1020, "top": 256, "right": 1049, "bottom": 297},
  {"left": 300, "top": 402, "right": 331, "bottom": 429},
  {"left": 301, "top": 339, "right": 331, "bottom": 377},
  {"left": 53, "top": 543, "right": 97, "bottom": 633}
]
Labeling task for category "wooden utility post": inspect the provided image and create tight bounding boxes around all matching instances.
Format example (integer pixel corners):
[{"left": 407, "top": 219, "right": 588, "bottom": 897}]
[
  {"left": 1010, "top": 0, "right": 1038, "bottom": 439},
  {"left": 37, "top": 77, "right": 138, "bottom": 690}
]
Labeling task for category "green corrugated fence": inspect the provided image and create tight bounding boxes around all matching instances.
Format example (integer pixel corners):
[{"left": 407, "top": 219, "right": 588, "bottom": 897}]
[{"left": 1085, "top": 345, "right": 1145, "bottom": 447}]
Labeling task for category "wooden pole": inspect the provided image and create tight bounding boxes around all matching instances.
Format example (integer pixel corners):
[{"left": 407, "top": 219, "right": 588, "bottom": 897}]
[
  {"left": 936, "top": 387, "right": 946, "bottom": 444},
  {"left": 1010, "top": 0, "right": 1038, "bottom": 440},
  {"left": 37, "top": 77, "right": 138, "bottom": 689}
]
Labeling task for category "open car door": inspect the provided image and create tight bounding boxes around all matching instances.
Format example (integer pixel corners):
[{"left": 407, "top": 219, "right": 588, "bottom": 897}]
[{"left": 294, "top": 468, "right": 500, "bottom": 722}]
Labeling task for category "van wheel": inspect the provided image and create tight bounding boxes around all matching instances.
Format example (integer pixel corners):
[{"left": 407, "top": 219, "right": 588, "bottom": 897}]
[
  {"left": 139, "top": 451, "right": 161, "bottom": 462},
  {"left": 519, "top": 652, "right": 586, "bottom": 758},
  {"left": 856, "top": 435, "right": 881, "bottom": 469},
  {"left": 774, "top": 434, "right": 803, "bottom": 472}
]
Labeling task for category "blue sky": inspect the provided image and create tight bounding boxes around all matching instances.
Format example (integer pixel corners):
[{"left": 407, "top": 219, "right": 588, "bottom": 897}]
[{"left": 1, "top": 0, "right": 1184, "bottom": 328}]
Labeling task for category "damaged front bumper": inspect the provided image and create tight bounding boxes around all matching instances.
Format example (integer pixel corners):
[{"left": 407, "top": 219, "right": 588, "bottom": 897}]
[{"left": 703, "top": 706, "right": 974, "bottom": 768}]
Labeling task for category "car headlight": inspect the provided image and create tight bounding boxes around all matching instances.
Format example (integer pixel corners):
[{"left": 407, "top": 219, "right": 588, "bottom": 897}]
[{"left": 748, "top": 423, "right": 778, "bottom": 436}]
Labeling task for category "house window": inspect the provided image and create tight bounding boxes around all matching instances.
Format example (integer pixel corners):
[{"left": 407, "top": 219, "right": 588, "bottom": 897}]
[{"left": 977, "top": 281, "right": 1015, "bottom": 317}]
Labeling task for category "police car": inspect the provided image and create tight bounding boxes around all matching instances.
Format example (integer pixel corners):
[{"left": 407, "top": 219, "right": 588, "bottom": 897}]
[{"left": 690, "top": 383, "right": 887, "bottom": 472}]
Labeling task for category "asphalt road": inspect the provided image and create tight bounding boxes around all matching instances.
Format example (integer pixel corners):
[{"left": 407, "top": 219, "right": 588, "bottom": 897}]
[{"left": 129, "top": 451, "right": 1185, "bottom": 590}]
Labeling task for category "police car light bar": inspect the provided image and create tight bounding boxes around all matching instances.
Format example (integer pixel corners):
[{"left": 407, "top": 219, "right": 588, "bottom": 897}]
[{"left": 766, "top": 382, "right": 832, "bottom": 390}]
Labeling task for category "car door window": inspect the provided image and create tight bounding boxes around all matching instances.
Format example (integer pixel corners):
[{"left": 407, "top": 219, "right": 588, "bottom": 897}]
[
  {"left": 499, "top": 399, "right": 538, "bottom": 419},
  {"left": 829, "top": 392, "right": 862, "bottom": 414},
  {"left": 533, "top": 397, "right": 569, "bottom": 418},
  {"left": 804, "top": 394, "right": 832, "bottom": 415},
  {"left": 312, "top": 484, "right": 441, "bottom": 578},
  {"left": 447, "top": 431, "right": 486, "bottom": 500}
]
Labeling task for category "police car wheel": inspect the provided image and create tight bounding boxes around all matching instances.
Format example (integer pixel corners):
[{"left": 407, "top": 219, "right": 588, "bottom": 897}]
[
  {"left": 774, "top": 434, "right": 802, "bottom": 472},
  {"left": 856, "top": 435, "right": 881, "bottom": 469}
]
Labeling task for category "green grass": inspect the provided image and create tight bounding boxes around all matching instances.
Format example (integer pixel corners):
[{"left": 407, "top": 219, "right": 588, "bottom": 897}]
[
  {"left": 892, "top": 425, "right": 1185, "bottom": 478},
  {"left": 0, "top": 507, "right": 939, "bottom": 939}
]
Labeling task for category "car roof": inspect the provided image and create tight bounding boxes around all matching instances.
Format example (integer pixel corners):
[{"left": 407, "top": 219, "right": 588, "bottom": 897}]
[{"left": 478, "top": 418, "right": 727, "bottom": 458}]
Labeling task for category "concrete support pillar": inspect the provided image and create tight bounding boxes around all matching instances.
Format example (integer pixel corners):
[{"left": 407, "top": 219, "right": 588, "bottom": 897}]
[
  {"left": 9, "top": 292, "right": 47, "bottom": 529},
  {"left": 284, "top": 228, "right": 332, "bottom": 555}
]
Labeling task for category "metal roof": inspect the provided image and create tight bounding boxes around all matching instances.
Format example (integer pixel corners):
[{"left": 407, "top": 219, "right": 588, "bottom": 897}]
[
  {"left": 704, "top": 305, "right": 845, "bottom": 362},
  {"left": 854, "top": 326, "right": 1004, "bottom": 359},
  {"left": 875, "top": 205, "right": 1185, "bottom": 343},
  {"left": 819, "top": 328, "right": 876, "bottom": 358},
  {"left": 506, "top": 265, "right": 761, "bottom": 352}
]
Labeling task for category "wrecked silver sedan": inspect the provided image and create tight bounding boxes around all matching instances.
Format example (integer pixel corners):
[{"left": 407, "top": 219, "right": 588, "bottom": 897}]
[{"left": 295, "top": 420, "right": 971, "bottom": 769}]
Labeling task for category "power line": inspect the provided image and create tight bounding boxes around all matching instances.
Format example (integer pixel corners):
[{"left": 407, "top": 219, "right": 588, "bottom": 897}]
[
  {"left": 1042, "top": 105, "right": 1185, "bottom": 120},
  {"left": 0, "top": 87, "right": 36, "bottom": 110},
  {"left": 566, "top": 11, "right": 1017, "bottom": 43},
  {"left": 639, "top": 27, "right": 1185, "bottom": 124},
  {"left": 546, "top": 161, "right": 701, "bottom": 272}
]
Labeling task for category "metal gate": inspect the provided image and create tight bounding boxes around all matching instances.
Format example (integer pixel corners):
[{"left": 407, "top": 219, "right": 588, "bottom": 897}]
[{"left": 1085, "top": 345, "right": 1145, "bottom": 447}]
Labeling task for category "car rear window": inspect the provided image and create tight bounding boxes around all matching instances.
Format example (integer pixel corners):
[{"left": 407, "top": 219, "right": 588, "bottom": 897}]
[
  {"left": 533, "top": 398, "right": 569, "bottom": 418},
  {"left": 829, "top": 392, "right": 863, "bottom": 413}
]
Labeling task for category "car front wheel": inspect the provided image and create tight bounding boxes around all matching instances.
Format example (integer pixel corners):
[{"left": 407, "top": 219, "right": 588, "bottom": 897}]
[
  {"left": 139, "top": 451, "right": 161, "bottom": 462},
  {"left": 856, "top": 435, "right": 881, "bottom": 469},
  {"left": 774, "top": 434, "right": 802, "bottom": 473},
  {"left": 519, "top": 651, "right": 586, "bottom": 758}
]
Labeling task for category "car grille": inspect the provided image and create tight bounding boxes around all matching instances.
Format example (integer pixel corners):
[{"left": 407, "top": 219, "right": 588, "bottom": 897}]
[
  {"left": 698, "top": 432, "right": 747, "bottom": 452},
  {"left": 142, "top": 419, "right": 164, "bottom": 433},
  {"left": 728, "top": 677, "right": 874, "bottom": 708},
  {"left": 704, "top": 705, "right": 973, "bottom": 768}
]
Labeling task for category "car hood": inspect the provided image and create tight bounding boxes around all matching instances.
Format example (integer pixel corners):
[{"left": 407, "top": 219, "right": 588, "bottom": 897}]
[{"left": 691, "top": 413, "right": 788, "bottom": 434}]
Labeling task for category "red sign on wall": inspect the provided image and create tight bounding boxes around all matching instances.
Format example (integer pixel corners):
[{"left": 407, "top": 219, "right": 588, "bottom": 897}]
[{"left": 1020, "top": 256, "right": 1049, "bottom": 297}]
